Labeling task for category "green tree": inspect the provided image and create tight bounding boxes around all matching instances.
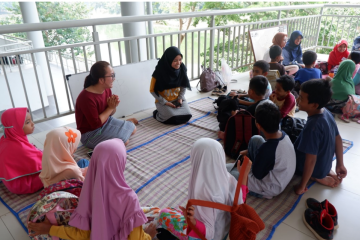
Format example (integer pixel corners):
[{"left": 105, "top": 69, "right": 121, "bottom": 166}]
[{"left": 0, "top": 2, "right": 93, "bottom": 56}]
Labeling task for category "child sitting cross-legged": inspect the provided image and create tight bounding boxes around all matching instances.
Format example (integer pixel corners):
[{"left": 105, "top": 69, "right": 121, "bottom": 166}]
[
  {"left": 294, "top": 79, "right": 347, "bottom": 195},
  {"left": 270, "top": 75, "right": 296, "bottom": 118},
  {"left": 226, "top": 100, "right": 296, "bottom": 199},
  {"left": 294, "top": 51, "right": 322, "bottom": 93},
  {"left": 218, "top": 76, "right": 267, "bottom": 140}
]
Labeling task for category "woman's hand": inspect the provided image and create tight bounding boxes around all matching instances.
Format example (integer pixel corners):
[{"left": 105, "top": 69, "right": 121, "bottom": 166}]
[
  {"left": 107, "top": 96, "right": 117, "bottom": 110},
  {"left": 112, "top": 94, "right": 120, "bottom": 106},
  {"left": 270, "top": 93, "right": 276, "bottom": 102},
  {"left": 237, "top": 159, "right": 252, "bottom": 185},
  {"left": 165, "top": 102, "right": 176, "bottom": 108},
  {"left": 179, "top": 205, "right": 196, "bottom": 226},
  {"left": 28, "top": 217, "right": 52, "bottom": 237},
  {"left": 144, "top": 223, "right": 157, "bottom": 238}
]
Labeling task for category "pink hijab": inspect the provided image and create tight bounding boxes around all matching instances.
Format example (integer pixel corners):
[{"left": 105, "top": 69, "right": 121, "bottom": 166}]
[
  {"left": 69, "top": 139, "right": 147, "bottom": 240},
  {"left": 0, "top": 108, "right": 42, "bottom": 181},
  {"left": 39, "top": 127, "right": 86, "bottom": 187}
]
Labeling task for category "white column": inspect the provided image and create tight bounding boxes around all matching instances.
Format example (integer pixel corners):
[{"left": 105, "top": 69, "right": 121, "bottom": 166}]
[
  {"left": 19, "top": 2, "right": 52, "bottom": 95},
  {"left": 146, "top": 2, "right": 155, "bottom": 59},
  {"left": 121, "top": 2, "right": 147, "bottom": 63}
]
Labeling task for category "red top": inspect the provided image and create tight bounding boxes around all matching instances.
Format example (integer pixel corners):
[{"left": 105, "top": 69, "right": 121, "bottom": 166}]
[
  {"left": 75, "top": 88, "right": 112, "bottom": 134},
  {"left": 272, "top": 91, "right": 296, "bottom": 118}
]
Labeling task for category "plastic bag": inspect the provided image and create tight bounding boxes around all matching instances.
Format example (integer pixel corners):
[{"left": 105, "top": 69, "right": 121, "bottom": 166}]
[{"left": 221, "top": 59, "right": 232, "bottom": 85}]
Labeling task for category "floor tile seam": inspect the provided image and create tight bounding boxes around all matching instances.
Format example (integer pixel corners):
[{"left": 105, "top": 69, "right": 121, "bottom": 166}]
[
  {"left": 0, "top": 216, "right": 15, "bottom": 240},
  {"left": 281, "top": 222, "right": 316, "bottom": 239}
]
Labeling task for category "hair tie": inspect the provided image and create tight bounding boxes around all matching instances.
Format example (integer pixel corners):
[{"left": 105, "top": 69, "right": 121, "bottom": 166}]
[{"left": 0, "top": 123, "right": 13, "bottom": 138}]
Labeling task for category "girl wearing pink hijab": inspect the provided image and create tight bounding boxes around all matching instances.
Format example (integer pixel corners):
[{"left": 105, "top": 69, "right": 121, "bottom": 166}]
[
  {"left": 28, "top": 139, "right": 156, "bottom": 240},
  {"left": 39, "top": 127, "right": 89, "bottom": 187},
  {"left": 0, "top": 108, "right": 43, "bottom": 194}
]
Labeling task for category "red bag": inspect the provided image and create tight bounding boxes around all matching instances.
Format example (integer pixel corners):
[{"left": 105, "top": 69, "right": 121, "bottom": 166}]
[
  {"left": 186, "top": 156, "right": 265, "bottom": 240},
  {"left": 224, "top": 110, "right": 259, "bottom": 159}
]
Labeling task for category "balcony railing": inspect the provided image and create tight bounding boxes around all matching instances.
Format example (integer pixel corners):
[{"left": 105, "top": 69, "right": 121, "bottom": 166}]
[{"left": 0, "top": 3, "right": 359, "bottom": 123}]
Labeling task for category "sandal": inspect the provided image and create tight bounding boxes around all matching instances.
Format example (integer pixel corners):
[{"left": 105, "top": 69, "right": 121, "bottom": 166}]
[
  {"left": 211, "top": 88, "right": 221, "bottom": 96},
  {"left": 237, "top": 89, "right": 247, "bottom": 94},
  {"left": 351, "top": 117, "right": 360, "bottom": 122},
  {"left": 338, "top": 115, "right": 350, "bottom": 123}
]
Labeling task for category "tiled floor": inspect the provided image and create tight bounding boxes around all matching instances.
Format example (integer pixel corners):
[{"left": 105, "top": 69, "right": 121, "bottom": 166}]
[{"left": 1, "top": 71, "right": 360, "bottom": 239}]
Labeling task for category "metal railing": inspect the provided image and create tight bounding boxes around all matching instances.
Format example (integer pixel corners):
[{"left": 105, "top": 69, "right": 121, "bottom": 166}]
[{"left": 0, "top": 4, "right": 358, "bottom": 124}]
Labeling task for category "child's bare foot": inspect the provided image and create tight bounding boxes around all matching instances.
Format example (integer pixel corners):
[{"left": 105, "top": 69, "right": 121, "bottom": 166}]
[
  {"left": 314, "top": 176, "right": 339, "bottom": 188},
  {"left": 127, "top": 118, "right": 138, "bottom": 125},
  {"left": 217, "top": 131, "right": 225, "bottom": 140},
  {"left": 328, "top": 170, "right": 342, "bottom": 185}
]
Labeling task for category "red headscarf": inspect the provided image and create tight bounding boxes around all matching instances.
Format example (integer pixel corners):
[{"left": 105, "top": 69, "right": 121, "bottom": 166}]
[
  {"left": 328, "top": 39, "right": 350, "bottom": 70},
  {"left": 0, "top": 108, "right": 42, "bottom": 181}
]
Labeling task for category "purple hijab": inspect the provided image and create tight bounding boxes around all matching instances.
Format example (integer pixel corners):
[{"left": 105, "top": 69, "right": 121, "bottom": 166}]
[{"left": 69, "top": 139, "right": 147, "bottom": 240}]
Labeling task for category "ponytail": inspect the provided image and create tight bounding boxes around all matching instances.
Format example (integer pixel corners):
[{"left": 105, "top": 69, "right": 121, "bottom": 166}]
[
  {"left": 83, "top": 61, "right": 111, "bottom": 89},
  {"left": 84, "top": 74, "right": 96, "bottom": 88}
]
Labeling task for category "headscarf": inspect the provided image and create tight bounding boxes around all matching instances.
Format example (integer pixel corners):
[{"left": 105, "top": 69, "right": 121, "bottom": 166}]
[
  {"left": 188, "top": 138, "right": 243, "bottom": 240},
  {"left": 272, "top": 32, "right": 287, "bottom": 48},
  {"left": 0, "top": 108, "right": 42, "bottom": 181},
  {"left": 284, "top": 30, "right": 303, "bottom": 61},
  {"left": 152, "top": 46, "right": 191, "bottom": 96},
  {"left": 331, "top": 59, "right": 356, "bottom": 101},
  {"left": 39, "top": 127, "right": 85, "bottom": 187},
  {"left": 69, "top": 139, "right": 147, "bottom": 240},
  {"left": 328, "top": 39, "right": 350, "bottom": 70}
]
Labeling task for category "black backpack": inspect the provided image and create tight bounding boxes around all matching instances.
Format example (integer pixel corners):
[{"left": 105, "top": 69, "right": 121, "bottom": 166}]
[
  {"left": 281, "top": 116, "right": 307, "bottom": 143},
  {"left": 216, "top": 98, "right": 239, "bottom": 132}
]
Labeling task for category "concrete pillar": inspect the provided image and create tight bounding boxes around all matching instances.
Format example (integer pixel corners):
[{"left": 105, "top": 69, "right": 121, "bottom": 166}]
[
  {"left": 146, "top": 2, "right": 155, "bottom": 59},
  {"left": 19, "top": 2, "right": 52, "bottom": 95},
  {"left": 121, "top": 2, "right": 147, "bottom": 63}
]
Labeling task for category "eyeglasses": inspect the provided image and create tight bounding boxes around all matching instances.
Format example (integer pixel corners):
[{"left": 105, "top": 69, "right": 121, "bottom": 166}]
[{"left": 104, "top": 73, "right": 116, "bottom": 79}]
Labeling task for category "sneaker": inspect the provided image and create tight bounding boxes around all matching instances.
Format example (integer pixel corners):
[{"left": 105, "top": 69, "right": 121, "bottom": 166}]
[
  {"left": 306, "top": 198, "right": 338, "bottom": 229},
  {"left": 303, "top": 209, "right": 334, "bottom": 240}
]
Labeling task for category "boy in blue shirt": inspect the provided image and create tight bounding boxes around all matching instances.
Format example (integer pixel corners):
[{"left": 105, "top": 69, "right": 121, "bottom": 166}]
[
  {"left": 294, "top": 51, "right": 322, "bottom": 93},
  {"left": 294, "top": 79, "right": 347, "bottom": 195}
]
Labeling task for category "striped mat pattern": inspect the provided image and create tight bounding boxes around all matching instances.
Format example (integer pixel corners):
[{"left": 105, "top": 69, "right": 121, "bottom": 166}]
[{"left": 0, "top": 97, "right": 354, "bottom": 240}]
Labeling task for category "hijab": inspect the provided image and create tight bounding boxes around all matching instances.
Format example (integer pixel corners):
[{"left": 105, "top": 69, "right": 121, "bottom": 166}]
[
  {"left": 284, "top": 30, "right": 303, "bottom": 61},
  {"left": 328, "top": 39, "right": 350, "bottom": 69},
  {"left": 331, "top": 59, "right": 356, "bottom": 101},
  {"left": 152, "top": 46, "right": 191, "bottom": 96},
  {"left": 0, "top": 108, "right": 42, "bottom": 181},
  {"left": 69, "top": 139, "right": 147, "bottom": 240},
  {"left": 272, "top": 32, "right": 287, "bottom": 48},
  {"left": 188, "top": 138, "right": 243, "bottom": 240},
  {"left": 39, "top": 127, "right": 85, "bottom": 187}
]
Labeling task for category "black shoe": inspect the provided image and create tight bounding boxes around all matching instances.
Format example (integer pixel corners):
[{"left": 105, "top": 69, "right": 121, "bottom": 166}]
[
  {"left": 153, "top": 110, "right": 158, "bottom": 119},
  {"left": 303, "top": 208, "right": 334, "bottom": 240},
  {"left": 306, "top": 198, "right": 338, "bottom": 229}
]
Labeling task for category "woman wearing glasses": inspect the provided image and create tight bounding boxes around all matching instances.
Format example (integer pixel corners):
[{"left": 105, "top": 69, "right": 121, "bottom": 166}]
[
  {"left": 75, "top": 61, "right": 137, "bottom": 149},
  {"left": 150, "top": 46, "right": 192, "bottom": 124}
]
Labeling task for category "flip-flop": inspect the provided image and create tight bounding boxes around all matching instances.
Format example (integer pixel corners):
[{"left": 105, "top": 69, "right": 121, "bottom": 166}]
[
  {"left": 338, "top": 115, "right": 350, "bottom": 123},
  {"left": 351, "top": 117, "right": 360, "bottom": 122}
]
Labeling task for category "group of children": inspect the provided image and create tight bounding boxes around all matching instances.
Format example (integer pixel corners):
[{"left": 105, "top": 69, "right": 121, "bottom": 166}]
[{"left": 0, "top": 36, "right": 354, "bottom": 239}]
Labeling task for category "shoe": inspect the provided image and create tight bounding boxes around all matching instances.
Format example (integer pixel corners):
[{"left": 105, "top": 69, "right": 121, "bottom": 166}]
[
  {"left": 303, "top": 209, "right": 334, "bottom": 240},
  {"left": 306, "top": 198, "right": 338, "bottom": 229}
]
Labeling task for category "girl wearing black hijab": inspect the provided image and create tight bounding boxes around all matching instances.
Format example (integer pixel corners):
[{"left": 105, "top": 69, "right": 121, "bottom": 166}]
[{"left": 150, "top": 46, "right": 192, "bottom": 124}]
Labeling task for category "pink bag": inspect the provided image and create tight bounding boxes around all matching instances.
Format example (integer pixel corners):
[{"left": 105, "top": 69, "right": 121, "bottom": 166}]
[{"left": 342, "top": 95, "right": 360, "bottom": 118}]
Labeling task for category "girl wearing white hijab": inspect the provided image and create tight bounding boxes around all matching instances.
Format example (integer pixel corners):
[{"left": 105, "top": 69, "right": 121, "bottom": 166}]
[{"left": 156, "top": 138, "right": 251, "bottom": 240}]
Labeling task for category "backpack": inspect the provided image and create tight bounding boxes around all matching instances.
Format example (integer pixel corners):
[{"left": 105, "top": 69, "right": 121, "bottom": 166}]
[
  {"left": 224, "top": 110, "right": 259, "bottom": 159},
  {"left": 197, "top": 66, "right": 219, "bottom": 92},
  {"left": 186, "top": 156, "right": 265, "bottom": 240},
  {"left": 37, "top": 179, "right": 83, "bottom": 200},
  {"left": 281, "top": 116, "right": 307, "bottom": 143},
  {"left": 28, "top": 191, "right": 79, "bottom": 240},
  {"left": 342, "top": 95, "right": 360, "bottom": 118},
  {"left": 217, "top": 98, "right": 240, "bottom": 132}
]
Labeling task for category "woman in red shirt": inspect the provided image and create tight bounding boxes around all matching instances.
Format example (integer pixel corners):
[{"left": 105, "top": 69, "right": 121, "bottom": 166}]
[{"left": 75, "top": 61, "right": 137, "bottom": 149}]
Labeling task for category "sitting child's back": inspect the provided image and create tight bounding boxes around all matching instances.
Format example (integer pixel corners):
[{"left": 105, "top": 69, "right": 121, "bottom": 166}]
[{"left": 294, "top": 51, "right": 322, "bottom": 84}]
